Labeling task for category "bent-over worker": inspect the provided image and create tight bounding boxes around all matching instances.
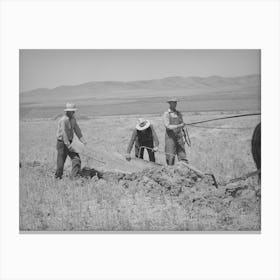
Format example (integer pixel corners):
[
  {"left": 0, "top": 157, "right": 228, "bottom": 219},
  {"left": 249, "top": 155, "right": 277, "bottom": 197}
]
[{"left": 125, "top": 118, "right": 159, "bottom": 162}]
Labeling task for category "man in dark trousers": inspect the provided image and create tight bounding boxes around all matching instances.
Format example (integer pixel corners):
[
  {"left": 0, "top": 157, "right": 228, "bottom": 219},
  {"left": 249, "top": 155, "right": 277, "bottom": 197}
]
[
  {"left": 55, "top": 102, "right": 87, "bottom": 179},
  {"left": 163, "top": 98, "right": 188, "bottom": 165},
  {"left": 125, "top": 118, "right": 159, "bottom": 162}
]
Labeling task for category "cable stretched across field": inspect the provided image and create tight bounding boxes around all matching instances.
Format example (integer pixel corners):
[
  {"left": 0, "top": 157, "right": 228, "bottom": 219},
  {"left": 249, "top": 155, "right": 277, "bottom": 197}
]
[
  {"left": 183, "top": 112, "right": 261, "bottom": 130},
  {"left": 184, "top": 112, "right": 261, "bottom": 126},
  {"left": 187, "top": 124, "right": 257, "bottom": 130}
]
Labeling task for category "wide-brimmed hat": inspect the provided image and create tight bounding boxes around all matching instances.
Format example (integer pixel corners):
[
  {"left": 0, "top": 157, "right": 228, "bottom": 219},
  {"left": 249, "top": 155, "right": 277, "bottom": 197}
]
[
  {"left": 167, "top": 97, "right": 178, "bottom": 103},
  {"left": 136, "top": 118, "right": 150, "bottom": 131},
  {"left": 64, "top": 102, "right": 77, "bottom": 112}
]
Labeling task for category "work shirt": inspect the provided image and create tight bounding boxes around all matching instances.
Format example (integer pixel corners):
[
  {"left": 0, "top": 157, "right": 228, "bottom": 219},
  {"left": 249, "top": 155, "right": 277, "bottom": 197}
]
[
  {"left": 56, "top": 115, "right": 83, "bottom": 146},
  {"left": 126, "top": 124, "right": 159, "bottom": 154},
  {"left": 163, "top": 109, "right": 184, "bottom": 136}
]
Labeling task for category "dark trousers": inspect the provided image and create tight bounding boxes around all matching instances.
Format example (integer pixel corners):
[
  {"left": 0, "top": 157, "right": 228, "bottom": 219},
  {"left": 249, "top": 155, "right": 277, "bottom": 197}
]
[
  {"left": 135, "top": 141, "right": 155, "bottom": 162},
  {"left": 55, "top": 140, "right": 81, "bottom": 179}
]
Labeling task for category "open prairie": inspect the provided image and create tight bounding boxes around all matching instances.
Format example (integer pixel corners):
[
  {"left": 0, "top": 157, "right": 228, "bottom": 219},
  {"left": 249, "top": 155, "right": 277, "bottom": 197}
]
[{"left": 19, "top": 110, "right": 261, "bottom": 231}]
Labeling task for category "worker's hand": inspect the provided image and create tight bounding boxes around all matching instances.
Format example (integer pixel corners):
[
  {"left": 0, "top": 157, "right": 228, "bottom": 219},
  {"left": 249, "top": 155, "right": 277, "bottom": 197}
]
[
  {"left": 125, "top": 153, "right": 131, "bottom": 161},
  {"left": 178, "top": 123, "right": 185, "bottom": 128},
  {"left": 80, "top": 137, "right": 87, "bottom": 145},
  {"left": 153, "top": 146, "right": 159, "bottom": 152}
]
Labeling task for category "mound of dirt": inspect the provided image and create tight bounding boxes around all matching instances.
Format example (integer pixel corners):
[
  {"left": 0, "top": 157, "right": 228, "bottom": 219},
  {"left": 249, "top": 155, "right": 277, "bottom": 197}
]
[
  {"left": 112, "top": 165, "right": 260, "bottom": 230},
  {"left": 96, "top": 164, "right": 260, "bottom": 230},
  {"left": 117, "top": 165, "right": 202, "bottom": 196},
  {"left": 78, "top": 164, "right": 260, "bottom": 204}
]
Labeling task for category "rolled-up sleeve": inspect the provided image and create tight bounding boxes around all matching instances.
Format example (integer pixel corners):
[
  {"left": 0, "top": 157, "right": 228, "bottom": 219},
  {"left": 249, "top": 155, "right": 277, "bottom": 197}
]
[
  {"left": 126, "top": 129, "right": 137, "bottom": 154},
  {"left": 61, "top": 119, "right": 71, "bottom": 146},
  {"left": 178, "top": 111, "right": 184, "bottom": 123},
  {"left": 73, "top": 118, "right": 83, "bottom": 139}
]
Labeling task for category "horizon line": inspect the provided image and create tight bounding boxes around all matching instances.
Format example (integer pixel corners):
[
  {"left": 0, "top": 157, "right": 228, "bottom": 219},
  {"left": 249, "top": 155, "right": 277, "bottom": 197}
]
[{"left": 20, "top": 73, "right": 260, "bottom": 94}]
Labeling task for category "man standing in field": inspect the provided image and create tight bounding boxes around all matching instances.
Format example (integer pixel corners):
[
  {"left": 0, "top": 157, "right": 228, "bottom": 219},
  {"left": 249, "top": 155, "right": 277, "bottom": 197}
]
[
  {"left": 163, "top": 98, "right": 188, "bottom": 165},
  {"left": 125, "top": 118, "right": 159, "bottom": 162},
  {"left": 55, "top": 102, "right": 87, "bottom": 179}
]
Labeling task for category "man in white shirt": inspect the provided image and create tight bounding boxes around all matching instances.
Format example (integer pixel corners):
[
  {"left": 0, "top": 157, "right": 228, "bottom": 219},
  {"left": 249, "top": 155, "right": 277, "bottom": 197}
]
[{"left": 55, "top": 102, "right": 87, "bottom": 179}]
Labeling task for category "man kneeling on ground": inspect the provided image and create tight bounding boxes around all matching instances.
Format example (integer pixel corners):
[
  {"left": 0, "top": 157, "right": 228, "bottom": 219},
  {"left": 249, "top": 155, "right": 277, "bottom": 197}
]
[{"left": 125, "top": 118, "right": 159, "bottom": 162}]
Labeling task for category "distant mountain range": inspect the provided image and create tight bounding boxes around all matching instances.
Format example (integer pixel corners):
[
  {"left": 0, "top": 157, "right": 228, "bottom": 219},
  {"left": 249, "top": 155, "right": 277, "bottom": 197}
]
[
  {"left": 20, "top": 74, "right": 261, "bottom": 118},
  {"left": 20, "top": 74, "right": 260, "bottom": 105}
]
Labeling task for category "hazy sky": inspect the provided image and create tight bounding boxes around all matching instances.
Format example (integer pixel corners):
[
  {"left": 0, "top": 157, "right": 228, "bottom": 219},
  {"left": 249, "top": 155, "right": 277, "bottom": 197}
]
[{"left": 20, "top": 50, "right": 260, "bottom": 92}]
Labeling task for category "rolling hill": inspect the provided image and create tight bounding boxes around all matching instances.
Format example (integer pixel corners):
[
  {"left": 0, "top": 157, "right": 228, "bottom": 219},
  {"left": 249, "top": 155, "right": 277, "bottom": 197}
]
[{"left": 19, "top": 74, "right": 261, "bottom": 119}]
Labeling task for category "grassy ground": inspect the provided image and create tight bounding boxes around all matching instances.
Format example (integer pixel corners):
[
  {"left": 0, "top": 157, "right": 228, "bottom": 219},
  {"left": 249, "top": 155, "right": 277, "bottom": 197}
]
[
  {"left": 20, "top": 91, "right": 260, "bottom": 119},
  {"left": 19, "top": 111, "right": 261, "bottom": 231}
]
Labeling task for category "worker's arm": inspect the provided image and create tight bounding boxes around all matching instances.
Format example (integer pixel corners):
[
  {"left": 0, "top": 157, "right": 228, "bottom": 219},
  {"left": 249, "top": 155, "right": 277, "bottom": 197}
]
[
  {"left": 150, "top": 124, "right": 159, "bottom": 148},
  {"left": 178, "top": 111, "right": 185, "bottom": 125},
  {"left": 163, "top": 111, "right": 184, "bottom": 130},
  {"left": 126, "top": 129, "right": 137, "bottom": 154},
  {"left": 61, "top": 119, "right": 71, "bottom": 148},
  {"left": 73, "top": 118, "right": 87, "bottom": 144}
]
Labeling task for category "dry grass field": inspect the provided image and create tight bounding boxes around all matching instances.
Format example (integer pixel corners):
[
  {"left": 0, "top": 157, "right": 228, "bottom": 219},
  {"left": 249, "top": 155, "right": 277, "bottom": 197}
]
[{"left": 19, "top": 111, "right": 261, "bottom": 231}]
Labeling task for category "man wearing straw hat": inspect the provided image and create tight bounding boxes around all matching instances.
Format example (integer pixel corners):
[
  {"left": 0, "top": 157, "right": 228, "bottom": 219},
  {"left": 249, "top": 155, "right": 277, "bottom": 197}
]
[
  {"left": 163, "top": 98, "right": 188, "bottom": 165},
  {"left": 125, "top": 118, "right": 159, "bottom": 162},
  {"left": 55, "top": 102, "right": 87, "bottom": 179}
]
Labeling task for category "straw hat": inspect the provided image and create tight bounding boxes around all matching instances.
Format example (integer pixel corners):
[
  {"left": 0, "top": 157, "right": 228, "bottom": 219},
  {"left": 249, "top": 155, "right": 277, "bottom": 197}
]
[
  {"left": 167, "top": 97, "right": 178, "bottom": 103},
  {"left": 136, "top": 118, "right": 150, "bottom": 131},
  {"left": 64, "top": 102, "right": 77, "bottom": 111}
]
